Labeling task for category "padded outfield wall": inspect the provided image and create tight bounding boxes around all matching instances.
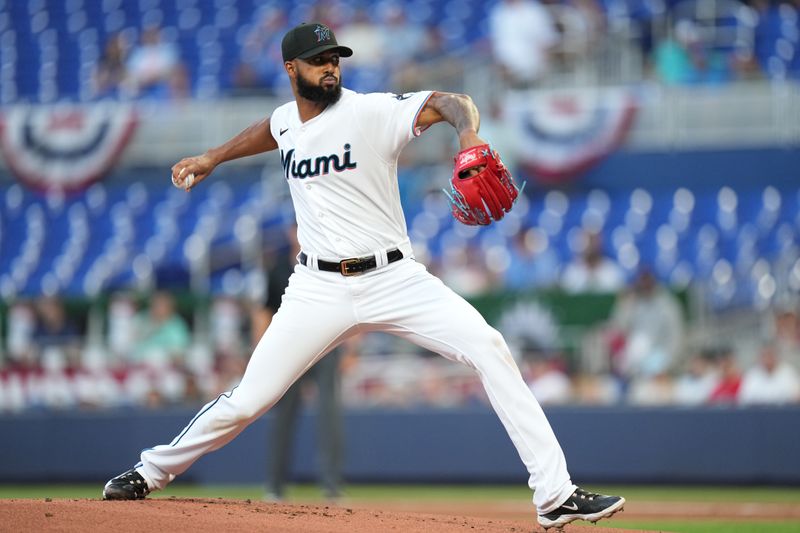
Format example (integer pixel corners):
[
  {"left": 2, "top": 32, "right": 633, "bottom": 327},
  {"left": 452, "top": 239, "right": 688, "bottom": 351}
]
[{"left": 1, "top": 406, "right": 798, "bottom": 485}]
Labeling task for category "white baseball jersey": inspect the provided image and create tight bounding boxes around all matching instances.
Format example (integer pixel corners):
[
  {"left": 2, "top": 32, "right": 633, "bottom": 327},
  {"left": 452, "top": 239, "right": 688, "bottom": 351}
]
[{"left": 269, "top": 88, "right": 432, "bottom": 260}]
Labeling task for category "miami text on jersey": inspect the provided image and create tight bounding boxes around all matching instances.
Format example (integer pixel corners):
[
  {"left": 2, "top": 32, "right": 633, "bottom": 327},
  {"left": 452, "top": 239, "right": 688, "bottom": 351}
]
[{"left": 280, "top": 144, "right": 357, "bottom": 179}]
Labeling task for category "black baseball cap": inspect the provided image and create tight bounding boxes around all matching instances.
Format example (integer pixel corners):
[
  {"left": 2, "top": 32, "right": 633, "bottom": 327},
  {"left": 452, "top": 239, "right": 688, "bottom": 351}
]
[{"left": 281, "top": 22, "right": 353, "bottom": 62}]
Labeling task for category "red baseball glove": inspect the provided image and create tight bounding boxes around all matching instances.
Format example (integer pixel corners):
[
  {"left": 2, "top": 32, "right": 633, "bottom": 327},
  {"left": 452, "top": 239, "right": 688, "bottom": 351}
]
[{"left": 444, "top": 144, "right": 523, "bottom": 225}]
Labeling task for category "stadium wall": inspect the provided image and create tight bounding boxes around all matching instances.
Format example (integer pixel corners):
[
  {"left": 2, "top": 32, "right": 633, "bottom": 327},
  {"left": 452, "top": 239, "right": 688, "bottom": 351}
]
[
  {"left": 578, "top": 147, "right": 800, "bottom": 192},
  {"left": 2, "top": 406, "right": 798, "bottom": 485},
  {"left": 4, "top": 145, "right": 799, "bottom": 192}
]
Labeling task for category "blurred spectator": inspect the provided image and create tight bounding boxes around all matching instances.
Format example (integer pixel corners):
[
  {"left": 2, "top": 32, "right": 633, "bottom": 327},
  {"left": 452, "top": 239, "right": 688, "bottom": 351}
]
[
  {"left": 499, "top": 301, "right": 561, "bottom": 360},
  {"left": 34, "top": 297, "right": 76, "bottom": 409},
  {"left": 561, "top": 230, "right": 625, "bottom": 293},
  {"left": 627, "top": 373, "right": 674, "bottom": 405},
  {"left": 231, "top": 8, "right": 288, "bottom": 95},
  {"left": 392, "top": 24, "right": 462, "bottom": 93},
  {"left": 607, "top": 0, "right": 662, "bottom": 59},
  {"left": 573, "top": 373, "right": 621, "bottom": 405},
  {"left": 489, "top": 0, "right": 560, "bottom": 87},
  {"left": 0, "top": 296, "right": 84, "bottom": 410},
  {"left": 132, "top": 291, "right": 191, "bottom": 367},
  {"left": 336, "top": 9, "right": 385, "bottom": 68},
  {"left": 707, "top": 347, "right": 742, "bottom": 404},
  {"left": 347, "top": 353, "right": 420, "bottom": 408},
  {"left": 653, "top": 19, "right": 738, "bottom": 85},
  {"left": 551, "top": 0, "right": 607, "bottom": 72},
  {"left": 92, "top": 32, "right": 130, "bottom": 99},
  {"left": 522, "top": 354, "right": 573, "bottom": 405},
  {"left": 738, "top": 342, "right": 800, "bottom": 405},
  {"left": 505, "top": 227, "right": 561, "bottom": 290},
  {"left": 126, "top": 25, "right": 189, "bottom": 100},
  {"left": 606, "top": 269, "right": 684, "bottom": 379},
  {"left": 5, "top": 300, "right": 38, "bottom": 370},
  {"left": 770, "top": 307, "right": 800, "bottom": 372},
  {"left": 673, "top": 349, "right": 720, "bottom": 406},
  {"left": 107, "top": 292, "right": 139, "bottom": 363},
  {"left": 475, "top": 97, "right": 521, "bottom": 174},
  {"left": 211, "top": 345, "right": 248, "bottom": 398},
  {"left": 210, "top": 295, "right": 245, "bottom": 361},
  {"left": 653, "top": 20, "right": 700, "bottom": 85},
  {"left": 752, "top": 0, "right": 783, "bottom": 77},
  {"left": 435, "top": 241, "right": 495, "bottom": 297},
  {"left": 308, "top": 1, "right": 350, "bottom": 31},
  {"left": 118, "top": 292, "right": 193, "bottom": 407},
  {"left": 72, "top": 362, "right": 124, "bottom": 409},
  {"left": 380, "top": 6, "right": 425, "bottom": 68},
  {"left": 336, "top": 9, "right": 387, "bottom": 92},
  {"left": 199, "top": 294, "right": 247, "bottom": 396},
  {"left": 564, "top": 0, "right": 606, "bottom": 47},
  {"left": 32, "top": 295, "right": 83, "bottom": 368},
  {"left": 497, "top": 300, "right": 571, "bottom": 404}
]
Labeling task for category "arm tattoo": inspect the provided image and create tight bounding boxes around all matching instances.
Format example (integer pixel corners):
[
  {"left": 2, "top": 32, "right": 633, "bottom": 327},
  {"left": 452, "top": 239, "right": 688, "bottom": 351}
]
[{"left": 429, "top": 93, "right": 480, "bottom": 135}]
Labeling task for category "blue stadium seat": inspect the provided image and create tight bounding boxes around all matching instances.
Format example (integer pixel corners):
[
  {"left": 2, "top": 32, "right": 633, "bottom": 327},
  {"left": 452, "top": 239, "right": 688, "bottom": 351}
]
[
  {"left": 0, "top": 177, "right": 798, "bottom": 302},
  {"left": 1, "top": 0, "right": 514, "bottom": 100}
]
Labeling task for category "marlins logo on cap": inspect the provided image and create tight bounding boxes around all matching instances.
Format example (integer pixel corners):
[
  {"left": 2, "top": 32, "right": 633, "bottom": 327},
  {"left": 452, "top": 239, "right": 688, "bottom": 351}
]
[
  {"left": 282, "top": 22, "right": 353, "bottom": 62},
  {"left": 314, "top": 24, "right": 331, "bottom": 42}
]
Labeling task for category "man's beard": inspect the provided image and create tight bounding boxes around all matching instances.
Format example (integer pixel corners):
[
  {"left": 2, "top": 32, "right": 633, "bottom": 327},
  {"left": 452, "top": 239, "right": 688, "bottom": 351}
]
[{"left": 296, "top": 70, "right": 342, "bottom": 105}]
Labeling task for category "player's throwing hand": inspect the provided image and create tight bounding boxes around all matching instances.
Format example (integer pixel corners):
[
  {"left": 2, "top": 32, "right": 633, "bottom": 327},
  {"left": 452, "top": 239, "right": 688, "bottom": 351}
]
[{"left": 170, "top": 154, "right": 217, "bottom": 191}]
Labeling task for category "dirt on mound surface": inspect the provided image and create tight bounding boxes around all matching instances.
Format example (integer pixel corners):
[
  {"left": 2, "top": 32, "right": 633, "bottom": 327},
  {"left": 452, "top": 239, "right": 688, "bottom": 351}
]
[{"left": 0, "top": 497, "right": 641, "bottom": 532}]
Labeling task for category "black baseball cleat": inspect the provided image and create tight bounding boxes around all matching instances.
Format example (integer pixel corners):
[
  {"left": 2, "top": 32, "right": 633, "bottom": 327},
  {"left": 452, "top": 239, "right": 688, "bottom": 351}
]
[
  {"left": 102, "top": 469, "right": 151, "bottom": 500},
  {"left": 537, "top": 487, "right": 625, "bottom": 530}
]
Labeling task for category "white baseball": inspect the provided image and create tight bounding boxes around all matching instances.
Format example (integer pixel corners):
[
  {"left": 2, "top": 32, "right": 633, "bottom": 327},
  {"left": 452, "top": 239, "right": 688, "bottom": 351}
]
[{"left": 185, "top": 173, "right": 195, "bottom": 189}]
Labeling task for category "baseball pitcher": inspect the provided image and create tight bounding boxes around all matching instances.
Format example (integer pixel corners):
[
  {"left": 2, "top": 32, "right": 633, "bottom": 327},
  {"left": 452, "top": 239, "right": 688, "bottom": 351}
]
[{"left": 103, "top": 22, "right": 624, "bottom": 530}]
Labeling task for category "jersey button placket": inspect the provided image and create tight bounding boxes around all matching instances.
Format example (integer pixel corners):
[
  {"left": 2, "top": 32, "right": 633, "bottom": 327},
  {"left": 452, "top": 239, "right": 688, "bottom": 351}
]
[{"left": 317, "top": 211, "right": 349, "bottom": 256}]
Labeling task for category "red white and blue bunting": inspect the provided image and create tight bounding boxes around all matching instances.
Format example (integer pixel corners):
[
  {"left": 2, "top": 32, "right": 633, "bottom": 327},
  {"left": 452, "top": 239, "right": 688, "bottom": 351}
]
[
  {"left": 0, "top": 103, "right": 137, "bottom": 193},
  {"left": 507, "top": 87, "right": 636, "bottom": 183}
]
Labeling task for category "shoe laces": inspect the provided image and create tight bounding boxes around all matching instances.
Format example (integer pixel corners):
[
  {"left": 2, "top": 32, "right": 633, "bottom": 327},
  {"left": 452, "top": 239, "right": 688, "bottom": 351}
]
[
  {"left": 118, "top": 470, "right": 148, "bottom": 490},
  {"left": 118, "top": 471, "right": 137, "bottom": 481},
  {"left": 574, "top": 488, "right": 598, "bottom": 501}
]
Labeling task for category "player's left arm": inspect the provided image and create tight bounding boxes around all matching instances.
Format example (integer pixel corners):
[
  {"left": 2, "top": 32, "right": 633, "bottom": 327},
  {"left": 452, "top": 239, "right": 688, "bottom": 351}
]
[
  {"left": 422, "top": 92, "right": 522, "bottom": 225},
  {"left": 416, "top": 91, "right": 486, "bottom": 151}
]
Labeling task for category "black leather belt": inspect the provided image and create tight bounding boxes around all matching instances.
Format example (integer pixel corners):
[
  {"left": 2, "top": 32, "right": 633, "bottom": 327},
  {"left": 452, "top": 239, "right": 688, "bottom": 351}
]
[{"left": 299, "top": 248, "right": 404, "bottom": 276}]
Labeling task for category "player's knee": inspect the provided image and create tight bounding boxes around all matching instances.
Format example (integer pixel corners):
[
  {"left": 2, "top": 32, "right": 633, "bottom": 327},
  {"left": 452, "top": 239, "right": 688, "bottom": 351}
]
[
  {"left": 474, "top": 328, "right": 517, "bottom": 367},
  {"left": 478, "top": 327, "right": 507, "bottom": 351},
  {"left": 234, "top": 403, "right": 262, "bottom": 423},
  {"left": 220, "top": 381, "right": 288, "bottom": 424},
  {"left": 219, "top": 395, "right": 268, "bottom": 426},
  {"left": 234, "top": 388, "right": 285, "bottom": 422},
  {"left": 211, "top": 404, "right": 257, "bottom": 429}
]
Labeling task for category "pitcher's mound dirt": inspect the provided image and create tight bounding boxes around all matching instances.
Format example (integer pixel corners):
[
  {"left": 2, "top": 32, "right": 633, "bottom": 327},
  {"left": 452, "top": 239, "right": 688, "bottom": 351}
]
[{"left": 0, "top": 497, "right": 642, "bottom": 532}]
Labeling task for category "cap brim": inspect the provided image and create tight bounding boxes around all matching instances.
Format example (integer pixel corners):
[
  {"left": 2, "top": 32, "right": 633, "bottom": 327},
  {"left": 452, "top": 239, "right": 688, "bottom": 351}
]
[{"left": 296, "top": 44, "right": 353, "bottom": 59}]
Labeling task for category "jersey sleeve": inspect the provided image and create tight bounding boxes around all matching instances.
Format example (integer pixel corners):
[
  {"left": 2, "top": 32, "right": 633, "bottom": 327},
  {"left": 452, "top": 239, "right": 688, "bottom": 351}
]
[{"left": 355, "top": 91, "right": 434, "bottom": 161}]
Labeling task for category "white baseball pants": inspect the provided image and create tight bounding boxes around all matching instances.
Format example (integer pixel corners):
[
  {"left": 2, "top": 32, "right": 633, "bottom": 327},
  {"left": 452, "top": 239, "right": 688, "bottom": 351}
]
[{"left": 136, "top": 258, "right": 575, "bottom": 513}]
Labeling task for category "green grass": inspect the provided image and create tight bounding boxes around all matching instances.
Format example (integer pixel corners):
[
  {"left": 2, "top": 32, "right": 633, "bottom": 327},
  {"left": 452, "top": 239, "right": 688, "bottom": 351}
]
[
  {"left": 168, "top": 483, "right": 800, "bottom": 504},
  {"left": 605, "top": 520, "right": 800, "bottom": 533},
  {"left": 1, "top": 483, "right": 799, "bottom": 503},
  {"left": 587, "top": 485, "right": 800, "bottom": 504},
  {"left": 593, "top": 486, "right": 800, "bottom": 533},
  {"left": 0, "top": 483, "right": 532, "bottom": 501}
]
